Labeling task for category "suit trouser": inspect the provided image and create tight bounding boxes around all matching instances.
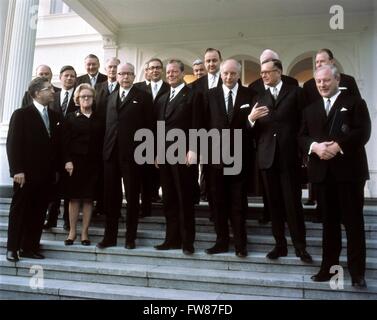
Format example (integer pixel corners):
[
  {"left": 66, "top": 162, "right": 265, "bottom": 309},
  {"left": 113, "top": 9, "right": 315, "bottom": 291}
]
[
  {"left": 315, "top": 180, "right": 366, "bottom": 279},
  {"left": 7, "top": 182, "right": 50, "bottom": 252},
  {"left": 159, "top": 164, "right": 195, "bottom": 247},
  {"left": 208, "top": 167, "right": 248, "bottom": 250},
  {"left": 103, "top": 154, "right": 141, "bottom": 244},
  {"left": 261, "top": 162, "right": 306, "bottom": 250}
]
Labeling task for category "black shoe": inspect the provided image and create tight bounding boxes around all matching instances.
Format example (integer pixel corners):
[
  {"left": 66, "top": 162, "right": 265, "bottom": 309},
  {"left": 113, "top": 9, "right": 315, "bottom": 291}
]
[
  {"left": 295, "top": 249, "right": 313, "bottom": 263},
  {"left": 182, "top": 245, "right": 195, "bottom": 255},
  {"left": 19, "top": 250, "right": 45, "bottom": 259},
  {"left": 235, "top": 248, "right": 248, "bottom": 258},
  {"left": 64, "top": 238, "right": 75, "bottom": 246},
  {"left": 352, "top": 276, "right": 367, "bottom": 288},
  {"left": 63, "top": 222, "right": 70, "bottom": 231},
  {"left": 205, "top": 244, "right": 229, "bottom": 255},
  {"left": 154, "top": 242, "right": 181, "bottom": 250},
  {"left": 311, "top": 270, "right": 332, "bottom": 282},
  {"left": 125, "top": 241, "right": 136, "bottom": 249},
  {"left": 81, "top": 239, "right": 91, "bottom": 246},
  {"left": 96, "top": 240, "right": 116, "bottom": 249},
  {"left": 266, "top": 247, "right": 288, "bottom": 259},
  {"left": 43, "top": 220, "right": 57, "bottom": 229},
  {"left": 6, "top": 250, "right": 19, "bottom": 262}
]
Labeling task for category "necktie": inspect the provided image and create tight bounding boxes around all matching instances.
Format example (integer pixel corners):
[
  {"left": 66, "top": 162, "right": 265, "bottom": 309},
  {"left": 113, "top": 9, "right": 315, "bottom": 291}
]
[
  {"left": 227, "top": 90, "right": 233, "bottom": 117},
  {"left": 153, "top": 83, "right": 158, "bottom": 100},
  {"left": 169, "top": 89, "right": 175, "bottom": 102},
  {"left": 90, "top": 77, "right": 96, "bottom": 87},
  {"left": 42, "top": 107, "right": 50, "bottom": 136},
  {"left": 108, "top": 83, "right": 114, "bottom": 93},
  {"left": 61, "top": 91, "right": 69, "bottom": 115},
  {"left": 120, "top": 90, "right": 126, "bottom": 102},
  {"left": 272, "top": 86, "right": 278, "bottom": 100},
  {"left": 210, "top": 74, "right": 217, "bottom": 89},
  {"left": 325, "top": 98, "right": 331, "bottom": 116}
]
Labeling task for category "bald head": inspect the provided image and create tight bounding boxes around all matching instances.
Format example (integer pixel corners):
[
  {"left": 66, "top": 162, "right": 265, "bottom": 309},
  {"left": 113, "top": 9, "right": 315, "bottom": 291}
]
[
  {"left": 36, "top": 65, "right": 53, "bottom": 82},
  {"left": 260, "top": 49, "right": 279, "bottom": 64}
]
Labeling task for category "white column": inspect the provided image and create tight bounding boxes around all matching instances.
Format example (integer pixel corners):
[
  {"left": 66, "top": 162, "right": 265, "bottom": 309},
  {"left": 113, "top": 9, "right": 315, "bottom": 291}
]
[{"left": 2, "top": 0, "right": 39, "bottom": 123}]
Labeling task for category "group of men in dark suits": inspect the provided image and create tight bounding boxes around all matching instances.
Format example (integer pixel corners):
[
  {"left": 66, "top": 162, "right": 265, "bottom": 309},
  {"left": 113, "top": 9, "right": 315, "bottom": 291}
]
[{"left": 5, "top": 47, "right": 371, "bottom": 288}]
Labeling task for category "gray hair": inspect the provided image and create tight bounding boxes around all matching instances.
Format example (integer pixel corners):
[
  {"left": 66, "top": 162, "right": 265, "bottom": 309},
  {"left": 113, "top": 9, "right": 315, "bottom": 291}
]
[
  {"left": 260, "top": 49, "right": 280, "bottom": 64},
  {"left": 28, "top": 77, "right": 50, "bottom": 98},
  {"left": 314, "top": 64, "right": 340, "bottom": 80},
  {"left": 192, "top": 59, "right": 204, "bottom": 66},
  {"left": 105, "top": 57, "right": 121, "bottom": 65},
  {"left": 220, "top": 59, "right": 242, "bottom": 74}
]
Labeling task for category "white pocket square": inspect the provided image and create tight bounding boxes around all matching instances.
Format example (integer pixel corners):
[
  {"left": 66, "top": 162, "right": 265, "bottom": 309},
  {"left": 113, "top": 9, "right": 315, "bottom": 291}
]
[
  {"left": 341, "top": 107, "right": 348, "bottom": 112},
  {"left": 240, "top": 104, "right": 250, "bottom": 109},
  {"left": 133, "top": 100, "right": 138, "bottom": 103}
]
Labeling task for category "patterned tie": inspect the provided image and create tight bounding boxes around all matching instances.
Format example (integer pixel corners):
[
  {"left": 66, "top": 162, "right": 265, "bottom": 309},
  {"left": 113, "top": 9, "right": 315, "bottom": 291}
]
[
  {"left": 120, "top": 90, "right": 126, "bottom": 102},
  {"left": 90, "top": 77, "right": 96, "bottom": 87},
  {"left": 108, "top": 83, "right": 114, "bottom": 94},
  {"left": 272, "top": 86, "right": 278, "bottom": 100},
  {"left": 61, "top": 91, "right": 69, "bottom": 115},
  {"left": 42, "top": 107, "right": 50, "bottom": 136},
  {"left": 325, "top": 98, "right": 331, "bottom": 116},
  {"left": 227, "top": 90, "right": 233, "bottom": 118},
  {"left": 169, "top": 89, "right": 175, "bottom": 102}
]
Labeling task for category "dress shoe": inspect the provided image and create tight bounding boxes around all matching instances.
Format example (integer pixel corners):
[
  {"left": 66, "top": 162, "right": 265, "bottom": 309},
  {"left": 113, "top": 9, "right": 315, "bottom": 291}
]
[
  {"left": 19, "top": 251, "right": 45, "bottom": 259},
  {"left": 125, "top": 241, "right": 136, "bottom": 249},
  {"left": 182, "top": 245, "right": 195, "bottom": 255},
  {"left": 96, "top": 240, "right": 116, "bottom": 249},
  {"left": 311, "top": 271, "right": 332, "bottom": 282},
  {"left": 205, "top": 244, "right": 229, "bottom": 255},
  {"left": 43, "top": 220, "right": 57, "bottom": 229},
  {"left": 64, "top": 238, "right": 75, "bottom": 246},
  {"left": 6, "top": 250, "right": 19, "bottom": 262},
  {"left": 295, "top": 249, "right": 313, "bottom": 263},
  {"left": 266, "top": 247, "right": 288, "bottom": 259},
  {"left": 81, "top": 239, "right": 91, "bottom": 246},
  {"left": 352, "top": 277, "right": 367, "bottom": 288},
  {"left": 235, "top": 248, "right": 248, "bottom": 258},
  {"left": 154, "top": 242, "right": 181, "bottom": 250}
]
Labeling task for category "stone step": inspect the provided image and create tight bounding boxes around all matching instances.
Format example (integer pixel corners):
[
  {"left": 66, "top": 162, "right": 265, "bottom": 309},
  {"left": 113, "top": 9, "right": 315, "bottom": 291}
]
[
  {"left": 1, "top": 258, "right": 376, "bottom": 300},
  {"left": 1, "top": 239, "right": 377, "bottom": 279}
]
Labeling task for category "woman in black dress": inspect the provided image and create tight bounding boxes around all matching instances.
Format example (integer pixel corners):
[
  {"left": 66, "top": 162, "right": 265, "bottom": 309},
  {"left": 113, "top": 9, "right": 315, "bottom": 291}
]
[{"left": 63, "top": 84, "right": 104, "bottom": 245}]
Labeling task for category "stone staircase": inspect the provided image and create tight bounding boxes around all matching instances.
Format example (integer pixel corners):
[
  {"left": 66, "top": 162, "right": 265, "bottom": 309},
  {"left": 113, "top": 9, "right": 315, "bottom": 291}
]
[{"left": 1, "top": 198, "right": 377, "bottom": 300}]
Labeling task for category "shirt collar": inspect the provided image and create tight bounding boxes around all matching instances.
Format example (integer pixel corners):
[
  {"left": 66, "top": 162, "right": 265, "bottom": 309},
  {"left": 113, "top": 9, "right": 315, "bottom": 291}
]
[
  {"left": 33, "top": 100, "right": 47, "bottom": 113},
  {"left": 170, "top": 82, "right": 185, "bottom": 96},
  {"left": 222, "top": 83, "right": 239, "bottom": 96},
  {"left": 322, "top": 90, "right": 341, "bottom": 107},
  {"left": 119, "top": 85, "right": 133, "bottom": 99}
]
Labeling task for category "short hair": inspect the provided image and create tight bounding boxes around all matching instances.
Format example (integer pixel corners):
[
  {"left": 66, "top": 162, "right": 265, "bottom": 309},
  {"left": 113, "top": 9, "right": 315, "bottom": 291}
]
[
  {"left": 28, "top": 77, "right": 50, "bottom": 98},
  {"left": 73, "top": 83, "right": 96, "bottom": 105},
  {"left": 59, "top": 65, "right": 76, "bottom": 76},
  {"left": 220, "top": 59, "right": 242, "bottom": 74},
  {"left": 167, "top": 59, "right": 184, "bottom": 72},
  {"left": 317, "top": 48, "right": 334, "bottom": 60},
  {"left": 314, "top": 64, "right": 340, "bottom": 80},
  {"left": 105, "top": 57, "right": 121, "bottom": 65},
  {"left": 85, "top": 54, "right": 100, "bottom": 62},
  {"left": 204, "top": 48, "right": 222, "bottom": 60},
  {"left": 35, "top": 65, "right": 52, "bottom": 75},
  {"left": 147, "top": 58, "right": 163, "bottom": 68},
  {"left": 192, "top": 59, "right": 204, "bottom": 66},
  {"left": 262, "top": 58, "right": 283, "bottom": 72}
]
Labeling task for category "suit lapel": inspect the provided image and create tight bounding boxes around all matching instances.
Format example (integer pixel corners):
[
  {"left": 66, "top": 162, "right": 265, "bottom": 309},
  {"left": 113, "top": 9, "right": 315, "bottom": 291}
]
[
  {"left": 274, "top": 83, "right": 289, "bottom": 107},
  {"left": 165, "top": 86, "right": 188, "bottom": 119},
  {"left": 118, "top": 87, "right": 135, "bottom": 111}
]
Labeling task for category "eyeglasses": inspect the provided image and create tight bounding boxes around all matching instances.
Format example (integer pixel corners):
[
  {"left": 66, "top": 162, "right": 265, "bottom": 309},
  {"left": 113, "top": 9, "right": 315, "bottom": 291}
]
[
  {"left": 148, "top": 66, "right": 162, "bottom": 70},
  {"left": 260, "top": 69, "right": 279, "bottom": 76},
  {"left": 79, "top": 95, "right": 94, "bottom": 99},
  {"left": 117, "top": 72, "right": 134, "bottom": 76}
]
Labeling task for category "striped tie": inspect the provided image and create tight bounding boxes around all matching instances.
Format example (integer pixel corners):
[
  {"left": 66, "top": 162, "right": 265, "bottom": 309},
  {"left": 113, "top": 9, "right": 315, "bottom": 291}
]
[{"left": 169, "top": 89, "right": 175, "bottom": 102}]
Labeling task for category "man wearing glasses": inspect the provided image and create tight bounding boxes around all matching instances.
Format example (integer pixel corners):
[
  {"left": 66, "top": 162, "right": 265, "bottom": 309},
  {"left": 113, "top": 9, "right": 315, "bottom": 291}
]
[{"left": 248, "top": 59, "right": 312, "bottom": 264}]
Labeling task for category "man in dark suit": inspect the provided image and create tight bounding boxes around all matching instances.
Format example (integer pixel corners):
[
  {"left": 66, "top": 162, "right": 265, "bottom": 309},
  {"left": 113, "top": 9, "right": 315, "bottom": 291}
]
[
  {"left": 154, "top": 59, "right": 204, "bottom": 255},
  {"left": 248, "top": 59, "right": 312, "bottom": 263},
  {"left": 44, "top": 65, "right": 78, "bottom": 230},
  {"left": 303, "top": 48, "right": 361, "bottom": 105},
  {"left": 76, "top": 54, "right": 107, "bottom": 87},
  {"left": 192, "top": 59, "right": 207, "bottom": 79},
  {"left": 6, "top": 77, "right": 60, "bottom": 262},
  {"left": 134, "top": 58, "right": 170, "bottom": 214},
  {"left": 299, "top": 65, "right": 370, "bottom": 288},
  {"left": 96, "top": 63, "right": 153, "bottom": 250},
  {"left": 248, "top": 49, "right": 299, "bottom": 224},
  {"left": 21, "top": 65, "right": 61, "bottom": 108},
  {"left": 204, "top": 59, "right": 254, "bottom": 257}
]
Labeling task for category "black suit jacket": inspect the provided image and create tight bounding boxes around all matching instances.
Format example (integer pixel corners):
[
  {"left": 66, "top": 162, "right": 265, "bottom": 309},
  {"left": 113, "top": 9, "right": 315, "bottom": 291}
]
[
  {"left": 6, "top": 104, "right": 61, "bottom": 184},
  {"left": 298, "top": 93, "right": 370, "bottom": 183},
  {"left": 204, "top": 85, "right": 255, "bottom": 170},
  {"left": 251, "top": 83, "right": 304, "bottom": 170},
  {"left": 190, "top": 74, "right": 223, "bottom": 93},
  {"left": 303, "top": 73, "right": 361, "bottom": 105},
  {"left": 134, "top": 81, "right": 170, "bottom": 117},
  {"left": 248, "top": 75, "right": 298, "bottom": 95},
  {"left": 95, "top": 81, "right": 120, "bottom": 121},
  {"left": 103, "top": 86, "right": 153, "bottom": 162},
  {"left": 51, "top": 90, "right": 78, "bottom": 117},
  {"left": 76, "top": 73, "right": 108, "bottom": 87},
  {"left": 21, "top": 85, "right": 61, "bottom": 108}
]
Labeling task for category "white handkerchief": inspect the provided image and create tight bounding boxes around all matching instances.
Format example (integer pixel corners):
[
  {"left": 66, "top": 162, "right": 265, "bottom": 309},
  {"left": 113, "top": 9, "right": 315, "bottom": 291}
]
[
  {"left": 339, "top": 87, "right": 347, "bottom": 91},
  {"left": 341, "top": 107, "right": 348, "bottom": 112},
  {"left": 133, "top": 100, "right": 138, "bottom": 104},
  {"left": 240, "top": 104, "right": 250, "bottom": 109}
]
